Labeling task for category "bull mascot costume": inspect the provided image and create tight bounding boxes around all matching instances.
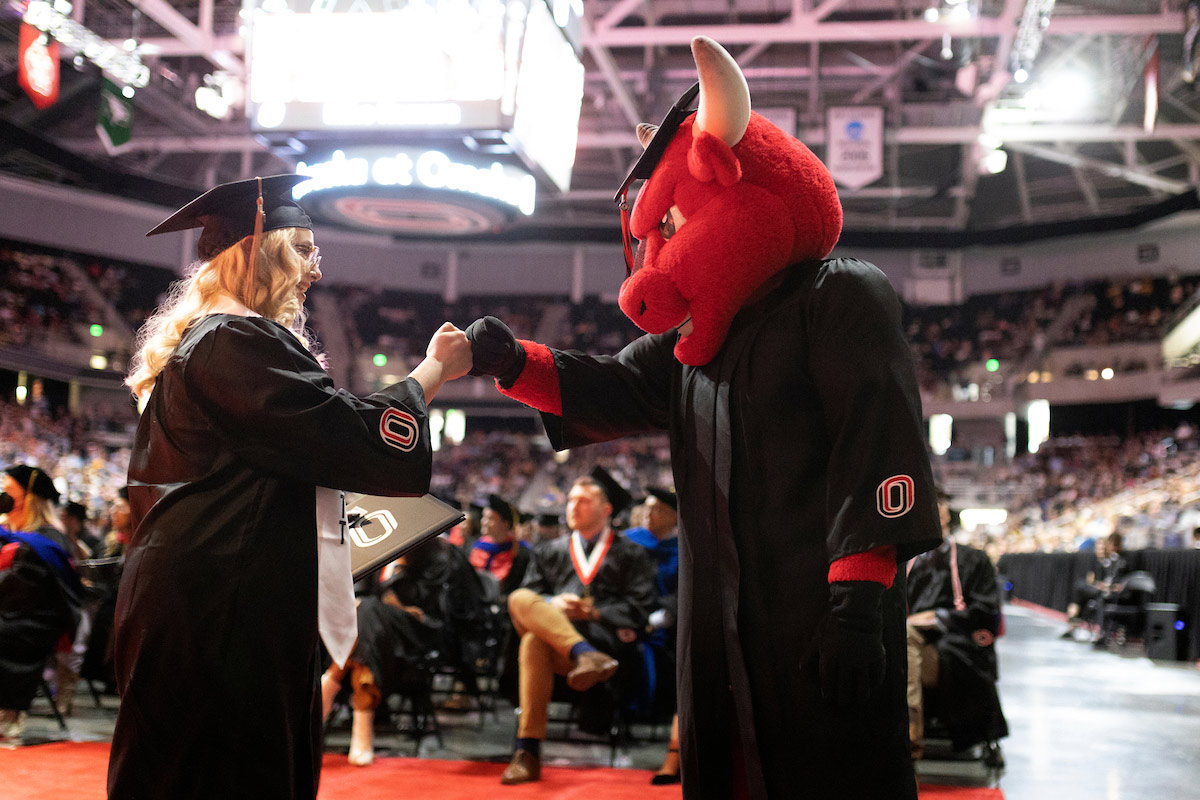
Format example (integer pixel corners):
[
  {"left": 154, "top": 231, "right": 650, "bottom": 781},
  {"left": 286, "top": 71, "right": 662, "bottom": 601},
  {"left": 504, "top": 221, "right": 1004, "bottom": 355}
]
[{"left": 468, "top": 37, "right": 941, "bottom": 799}]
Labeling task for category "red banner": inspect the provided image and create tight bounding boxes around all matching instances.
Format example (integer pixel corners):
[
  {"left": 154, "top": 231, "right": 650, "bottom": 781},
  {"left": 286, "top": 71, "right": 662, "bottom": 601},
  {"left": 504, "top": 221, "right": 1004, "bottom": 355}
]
[{"left": 18, "top": 23, "right": 59, "bottom": 110}]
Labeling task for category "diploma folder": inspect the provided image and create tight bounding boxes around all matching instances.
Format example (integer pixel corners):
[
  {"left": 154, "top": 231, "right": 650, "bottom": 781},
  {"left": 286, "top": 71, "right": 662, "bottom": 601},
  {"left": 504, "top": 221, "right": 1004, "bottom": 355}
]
[{"left": 345, "top": 492, "right": 465, "bottom": 581}]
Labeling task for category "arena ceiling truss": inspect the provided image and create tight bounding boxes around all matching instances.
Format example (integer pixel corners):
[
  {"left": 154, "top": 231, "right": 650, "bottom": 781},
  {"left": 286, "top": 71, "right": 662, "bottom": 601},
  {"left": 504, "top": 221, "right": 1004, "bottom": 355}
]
[{"left": 1, "top": 0, "right": 1199, "bottom": 242}]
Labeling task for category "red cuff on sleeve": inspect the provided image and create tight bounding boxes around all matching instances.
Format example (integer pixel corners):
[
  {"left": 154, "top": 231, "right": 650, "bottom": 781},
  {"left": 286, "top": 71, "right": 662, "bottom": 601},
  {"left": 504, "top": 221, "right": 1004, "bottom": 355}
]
[
  {"left": 497, "top": 340, "right": 562, "bottom": 416},
  {"left": 0, "top": 542, "right": 18, "bottom": 571},
  {"left": 828, "top": 545, "right": 897, "bottom": 588}
]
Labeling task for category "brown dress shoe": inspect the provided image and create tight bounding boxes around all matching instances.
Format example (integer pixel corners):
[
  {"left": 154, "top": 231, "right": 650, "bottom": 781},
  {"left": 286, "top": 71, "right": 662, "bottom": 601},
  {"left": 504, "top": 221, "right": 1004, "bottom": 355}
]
[
  {"left": 500, "top": 749, "right": 542, "bottom": 784},
  {"left": 566, "top": 650, "right": 618, "bottom": 692}
]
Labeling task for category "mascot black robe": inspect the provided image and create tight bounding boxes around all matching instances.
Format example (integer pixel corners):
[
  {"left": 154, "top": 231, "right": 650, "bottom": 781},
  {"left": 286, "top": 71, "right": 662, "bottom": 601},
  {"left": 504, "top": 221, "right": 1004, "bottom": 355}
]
[
  {"left": 109, "top": 315, "right": 434, "bottom": 800},
  {"left": 533, "top": 259, "right": 941, "bottom": 798},
  {"left": 907, "top": 539, "right": 1009, "bottom": 750}
]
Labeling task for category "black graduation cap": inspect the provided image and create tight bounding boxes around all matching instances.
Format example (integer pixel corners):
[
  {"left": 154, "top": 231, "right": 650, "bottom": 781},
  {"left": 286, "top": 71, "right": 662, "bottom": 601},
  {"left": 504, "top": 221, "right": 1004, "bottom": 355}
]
[
  {"left": 643, "top": 485, "right": 678, "bottom": 511},
  {"left": 589, "top": 465, "right": 633, "bottom": 518},
  {"left": 485, "top": 493, "right": 519, "bottom": 529},
  {"left": 146, "top": 174, "right": 312, "bottom": 261},
  {"left": 63, "top": 501, "right": 89, "bottom": 521},
  {"left": 535, "top": 512, "right": 561, "bottom": 527},
  {"left": 5, "top": 464, "right": 60, "bottom": 504}
]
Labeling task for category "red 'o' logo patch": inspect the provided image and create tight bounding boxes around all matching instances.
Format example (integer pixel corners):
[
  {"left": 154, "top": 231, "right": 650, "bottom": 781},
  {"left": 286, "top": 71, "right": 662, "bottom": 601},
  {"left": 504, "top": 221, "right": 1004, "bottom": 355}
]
[
  {"left": 379, "top": 408, "right": 418, "bottom": 452},
  {"left": 972, "top": 629, "right": 996, "bottom": 647},
  {"left": 876, "top": 475, "right": 915, "bottom": 518}
]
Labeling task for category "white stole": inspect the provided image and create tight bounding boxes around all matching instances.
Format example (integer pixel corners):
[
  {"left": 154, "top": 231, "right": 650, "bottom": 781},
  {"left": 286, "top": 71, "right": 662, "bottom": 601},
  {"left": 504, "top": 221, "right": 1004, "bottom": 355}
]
[{"left": 316, "top": 487, "right": 357, "bottom": 668}]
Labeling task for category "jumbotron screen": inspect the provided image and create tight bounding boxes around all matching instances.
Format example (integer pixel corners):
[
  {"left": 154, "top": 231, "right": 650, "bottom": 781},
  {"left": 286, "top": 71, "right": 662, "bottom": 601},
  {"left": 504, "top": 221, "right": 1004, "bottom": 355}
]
[{"left": 245, "top": 0, "right": 584, "bottom": 192}]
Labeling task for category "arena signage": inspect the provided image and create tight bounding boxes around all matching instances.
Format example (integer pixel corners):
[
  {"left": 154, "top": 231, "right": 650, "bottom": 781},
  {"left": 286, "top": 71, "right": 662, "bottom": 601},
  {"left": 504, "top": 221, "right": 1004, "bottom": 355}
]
[
  {"left": 294, "top": 148, "right": 537, "bottom": 216},
  {"left": 246, "top": 0, "right": 583, "bottom": 192}
]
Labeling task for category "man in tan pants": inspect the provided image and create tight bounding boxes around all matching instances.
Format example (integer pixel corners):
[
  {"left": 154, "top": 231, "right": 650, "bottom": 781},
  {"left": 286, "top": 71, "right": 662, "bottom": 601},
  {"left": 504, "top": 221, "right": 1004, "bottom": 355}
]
[{"left": 501, "top": 473, "right": 657, "bottom": 785}]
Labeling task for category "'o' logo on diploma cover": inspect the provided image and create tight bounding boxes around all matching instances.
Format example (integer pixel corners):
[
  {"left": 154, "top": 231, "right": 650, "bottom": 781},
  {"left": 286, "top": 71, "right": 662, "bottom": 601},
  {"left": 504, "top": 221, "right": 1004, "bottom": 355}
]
[
  {"left": 379, "top": 408, "right": 418, "bottom": 452},
  {"left": 876, "top": 475, "right": 915, "bottom": 518}
]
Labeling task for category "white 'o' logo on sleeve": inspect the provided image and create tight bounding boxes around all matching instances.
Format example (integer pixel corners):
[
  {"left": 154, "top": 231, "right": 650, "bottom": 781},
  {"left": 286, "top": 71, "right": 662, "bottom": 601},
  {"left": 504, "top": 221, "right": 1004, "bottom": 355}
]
[{"left": 876, "top": 475, "right": 915, "bottom": 518}]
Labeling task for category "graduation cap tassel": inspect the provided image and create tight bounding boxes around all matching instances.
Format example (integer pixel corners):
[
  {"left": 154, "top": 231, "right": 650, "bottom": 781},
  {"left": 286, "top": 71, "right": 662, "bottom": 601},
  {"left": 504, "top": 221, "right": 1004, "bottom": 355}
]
[{"left": 245, "top": 175, "right": 265, "bottom": 305}]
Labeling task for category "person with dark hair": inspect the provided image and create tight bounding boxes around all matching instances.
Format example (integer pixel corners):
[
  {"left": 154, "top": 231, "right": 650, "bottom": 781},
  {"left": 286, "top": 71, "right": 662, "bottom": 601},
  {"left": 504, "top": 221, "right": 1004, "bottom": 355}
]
[
  {"left": 0, "top": 464, "right": 82, "bottom": 738},
  {"left": 1061, "top": 531, "right": 1131, "bottom": 642},
  {"left": 625, "top": 486, "right": 682, "bottom": 784},
  {"left": 107, "top": 175, "right": 473, "bottom": 800},
  {"left": 101, "top": 487, "right": 132, "bottom": 559},
  {"left": 500, "top": 472, "right": 657, "bottom": 784},
  {"left": 468, "top": 493, "right": 531, "bottom": 596},
  {"left": 60, "top": 501, "right": 100, "bottom": 561}
]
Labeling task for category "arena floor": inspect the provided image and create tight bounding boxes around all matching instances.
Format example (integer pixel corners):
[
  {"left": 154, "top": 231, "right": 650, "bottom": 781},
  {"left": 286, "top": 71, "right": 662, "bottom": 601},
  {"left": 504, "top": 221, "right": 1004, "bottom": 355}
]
[{"left": 6, "top": 603, "right": 1199, "bottom": 800}]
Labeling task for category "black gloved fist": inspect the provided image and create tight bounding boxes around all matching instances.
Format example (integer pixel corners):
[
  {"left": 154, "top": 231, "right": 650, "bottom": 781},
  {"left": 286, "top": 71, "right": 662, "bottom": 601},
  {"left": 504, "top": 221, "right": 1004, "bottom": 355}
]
[
  {"left": 465, "top": 315, "right": 526, "bottom": 387},
  {"left": 817, "top": 580, "right": 886, "bottom": 709}
]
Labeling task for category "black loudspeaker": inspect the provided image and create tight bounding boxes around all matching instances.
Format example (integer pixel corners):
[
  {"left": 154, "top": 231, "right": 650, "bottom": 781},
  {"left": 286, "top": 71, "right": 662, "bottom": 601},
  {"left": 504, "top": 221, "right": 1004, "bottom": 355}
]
[{"left": 1145, "top": 603, "right": 1185, "bottom": 661}]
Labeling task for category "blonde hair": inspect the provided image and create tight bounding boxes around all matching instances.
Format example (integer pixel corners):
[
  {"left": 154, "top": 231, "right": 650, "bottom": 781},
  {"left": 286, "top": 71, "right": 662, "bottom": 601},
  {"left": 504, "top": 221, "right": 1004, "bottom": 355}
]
[
  {"left": 1, "top": 493, "right": 62, "bottom": 534},
  {"left": 127, "top": 228, "right": 321, "bottom": 397}
]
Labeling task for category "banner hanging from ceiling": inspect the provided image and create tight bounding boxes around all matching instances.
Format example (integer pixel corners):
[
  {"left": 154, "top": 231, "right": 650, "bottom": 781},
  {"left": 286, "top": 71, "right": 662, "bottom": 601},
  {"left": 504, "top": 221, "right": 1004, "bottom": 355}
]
[
  {"left": 97, "top": 77, "right": 135, "bottom": 153},
  {"left": 826, "top": 106, "right": 884, "bottom": 190},
  {"left": 18, "top": 23, "right": 59, "bottom": 110}
]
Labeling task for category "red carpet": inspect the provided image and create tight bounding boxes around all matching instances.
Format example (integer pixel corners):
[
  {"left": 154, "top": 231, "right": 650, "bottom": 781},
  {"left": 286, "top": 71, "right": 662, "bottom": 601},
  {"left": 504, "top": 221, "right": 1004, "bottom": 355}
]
[{"left": 0, "top": 741, "right": 1003, "bottom": 799}]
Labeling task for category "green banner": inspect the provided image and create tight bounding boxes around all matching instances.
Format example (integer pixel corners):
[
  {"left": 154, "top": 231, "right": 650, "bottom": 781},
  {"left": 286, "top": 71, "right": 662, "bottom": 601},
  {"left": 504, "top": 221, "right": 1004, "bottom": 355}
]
[{"left": 97, "top": 77, "right": 134, "bottom": 153}]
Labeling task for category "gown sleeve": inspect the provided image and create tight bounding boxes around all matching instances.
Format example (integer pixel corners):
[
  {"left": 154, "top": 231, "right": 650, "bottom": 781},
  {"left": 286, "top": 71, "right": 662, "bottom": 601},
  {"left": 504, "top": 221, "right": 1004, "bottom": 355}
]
[
  {"left": 541, "top": 332, "right": 677, "bottom": 450},
  {"left": 183, "top": 316, "right": 432, "bottom": 496},
  {"left": 806, "top": 259, "right": 943, "bottom": 563}
]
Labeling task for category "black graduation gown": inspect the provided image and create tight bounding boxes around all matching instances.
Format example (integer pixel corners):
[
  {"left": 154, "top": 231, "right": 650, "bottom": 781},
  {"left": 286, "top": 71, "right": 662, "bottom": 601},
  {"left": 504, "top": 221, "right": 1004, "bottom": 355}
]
[
  {"left": 353, "top": 537, "right": 488, "bottom": 693},
  {"left": 907, "top": 541, "right": 1009, "bottom": 750},
  {"left": 109, "top": 314, "right": 434, "bottom": 800},
  {"left": 535, "top": 259, "right": 942, "bottom": 799},
  {"left": 0, "top": 529, "right": 82, "bottom": 710},
  {"left": 519, "top": 530, "right": 658, "bottom": 655}
]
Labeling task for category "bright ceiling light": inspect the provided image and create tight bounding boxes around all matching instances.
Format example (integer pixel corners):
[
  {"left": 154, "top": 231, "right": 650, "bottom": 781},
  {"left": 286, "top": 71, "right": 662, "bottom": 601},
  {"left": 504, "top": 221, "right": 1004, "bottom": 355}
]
[
  {"left": 1041, "top": 69, "right": 1091, "bottom": 113},
  {"left": 1013, "top": 67, "right": 1029, "bottom": 83},
  {"left": 983, "top": 148, "right": 1008, "bottom": 174},
  {"left": 924, "top": 7, "right": 939, "bottom": 22}
]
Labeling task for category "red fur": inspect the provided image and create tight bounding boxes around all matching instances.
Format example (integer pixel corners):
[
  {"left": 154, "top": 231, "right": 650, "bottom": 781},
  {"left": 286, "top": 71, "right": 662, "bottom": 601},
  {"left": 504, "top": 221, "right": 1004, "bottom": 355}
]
[
  {"left": 827, "top": 545, "right": 897, "bottom": 588},
  {"left": 688, "top": 131, "right": 742, "bottom": 186},
  {"left": 496, "top": 340, "right": 562, "bottom": 416},
  {"left": 619, "top": 112, "right": 843, "bottom": 366}
]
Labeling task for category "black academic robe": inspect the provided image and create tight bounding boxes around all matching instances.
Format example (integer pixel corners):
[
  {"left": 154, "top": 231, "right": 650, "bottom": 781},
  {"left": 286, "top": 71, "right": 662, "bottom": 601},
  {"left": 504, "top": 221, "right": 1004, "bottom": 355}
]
[
  {"left": 519, "top": 529, "right": 658, "bottom": 655},
  {"left": 353, "top": 536, "right": 488, "bottom": 693},
  {"left": 907, "top": 540, "right": 1009, "bottom": 750},
  {"left": 0, "top": 529, "right": 82, "bottom": 710},
  {"left": 535, "top": 259, "right": 942, "bottom": 799},
  {"left": 109, "top": 314, "right": 434, "bottom": 800}
]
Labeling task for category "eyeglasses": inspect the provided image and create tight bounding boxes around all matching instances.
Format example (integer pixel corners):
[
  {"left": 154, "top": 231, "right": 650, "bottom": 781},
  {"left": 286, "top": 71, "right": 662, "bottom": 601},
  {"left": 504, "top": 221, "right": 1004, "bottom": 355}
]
[
  {"left": 614, "top": 81, "right": 700, "bottom": 278},
  {"left": 294, "top": 244, "right": 321, "bottom": 270}
]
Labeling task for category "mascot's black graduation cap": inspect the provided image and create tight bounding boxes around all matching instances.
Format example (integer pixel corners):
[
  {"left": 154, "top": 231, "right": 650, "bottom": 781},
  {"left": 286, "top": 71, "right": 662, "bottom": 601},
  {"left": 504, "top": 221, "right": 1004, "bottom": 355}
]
[{"left": 146, "top": 174, "right": 312, "bottom": 261}]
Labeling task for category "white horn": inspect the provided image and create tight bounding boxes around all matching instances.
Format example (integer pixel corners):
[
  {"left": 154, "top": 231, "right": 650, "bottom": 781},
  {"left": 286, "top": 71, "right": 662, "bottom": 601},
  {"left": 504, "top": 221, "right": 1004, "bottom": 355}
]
[
  {"left": 636, "top": 123, "right": 659, "bottom": 149},
  {"left": 692, "top": 36, "right": 750, "bottom": 148}
]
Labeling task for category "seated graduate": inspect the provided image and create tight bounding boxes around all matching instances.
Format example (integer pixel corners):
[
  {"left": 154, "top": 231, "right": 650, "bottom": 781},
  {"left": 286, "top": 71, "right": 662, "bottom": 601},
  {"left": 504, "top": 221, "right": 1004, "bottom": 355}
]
[
  {"left": 906, "top": 490, "right": 1008, "bottom": 760},
  {"left": 468, "top": 493, "right": 531, "bottom": 597},
  {"left": 0, "top": 464, "right": 83, "bottom": 739},
  {"left": 321, "top": 535, "right": 487, "bottom": 766},
  {"left": 501, "top": 466, "right": 657, "bottom": 785},
  {"left": 625, "top": 486, "right": 681, "bottom": 784}
]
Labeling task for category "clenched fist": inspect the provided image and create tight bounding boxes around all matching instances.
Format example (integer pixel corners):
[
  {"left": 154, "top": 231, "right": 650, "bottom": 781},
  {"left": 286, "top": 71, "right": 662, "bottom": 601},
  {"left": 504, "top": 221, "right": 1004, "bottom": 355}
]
[{"left": 465, "top": 315, "right": 526, "bottom": 386}]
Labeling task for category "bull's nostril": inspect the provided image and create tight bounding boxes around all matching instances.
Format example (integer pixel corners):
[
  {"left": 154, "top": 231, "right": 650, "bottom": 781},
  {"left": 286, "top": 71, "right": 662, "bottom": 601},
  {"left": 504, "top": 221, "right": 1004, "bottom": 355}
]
[{"left": 639, "top": 300, "right": 647, "bottom": 316}]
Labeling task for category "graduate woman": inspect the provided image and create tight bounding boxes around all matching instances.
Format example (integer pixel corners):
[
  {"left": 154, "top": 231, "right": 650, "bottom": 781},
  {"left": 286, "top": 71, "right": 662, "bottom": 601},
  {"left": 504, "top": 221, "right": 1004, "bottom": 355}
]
[{"left": 107, "top": 175, "right": 473, "bottom": 800}]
